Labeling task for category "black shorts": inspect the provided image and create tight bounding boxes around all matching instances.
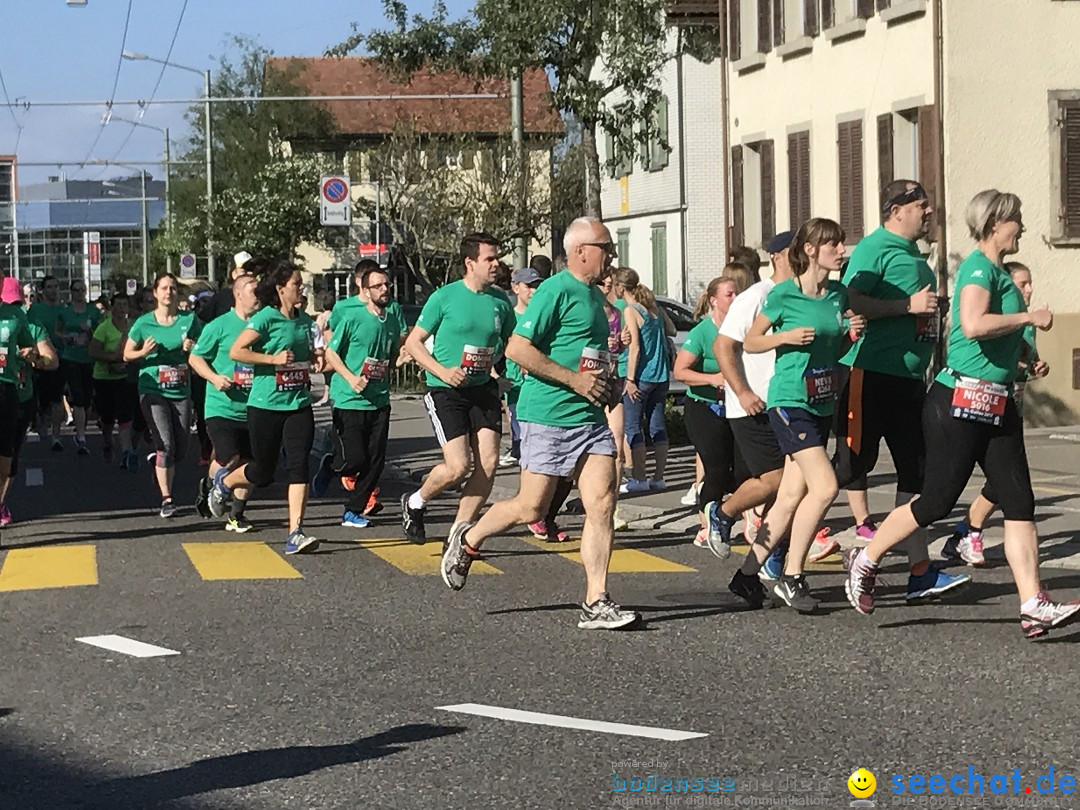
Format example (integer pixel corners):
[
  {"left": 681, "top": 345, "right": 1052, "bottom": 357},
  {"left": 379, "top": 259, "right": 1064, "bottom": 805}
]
[
  {"left": 423, "top": 382, "right": 502, "bottom": 445},
  {"left": 206, "top": 416, "right": 252, "bottom": 466},
  {"left": 62, "top": 360, "right": 94, "bottom": 408},
  {"left": 729, "top": 412, "right": 785, "bottom": 477},
  {"left": 36, "top": 368, "right": 64, "bottom": 406},
  {"left": 768, "top": 407, "right": 832, "bottom": 458},
  {"left": 0, "top": 382, "right": 22, "bottom": 457}
]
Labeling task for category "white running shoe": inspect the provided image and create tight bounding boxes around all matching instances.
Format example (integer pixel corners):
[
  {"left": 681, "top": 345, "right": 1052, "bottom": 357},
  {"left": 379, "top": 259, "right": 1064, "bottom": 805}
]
[{"left": 680, "top": 483, "right": 700, "bottom": 507}]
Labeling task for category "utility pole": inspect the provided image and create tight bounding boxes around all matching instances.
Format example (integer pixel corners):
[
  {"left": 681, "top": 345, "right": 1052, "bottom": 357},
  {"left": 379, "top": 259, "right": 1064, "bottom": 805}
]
[
  {"left": 204, "top": 69, "right": 215, "bottom": 282},
  {"left": 510, "top": 70, "right": 528, "bottom": 269}
]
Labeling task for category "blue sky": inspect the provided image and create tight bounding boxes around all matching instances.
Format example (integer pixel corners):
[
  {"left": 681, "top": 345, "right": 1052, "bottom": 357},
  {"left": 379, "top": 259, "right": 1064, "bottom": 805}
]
[{"left": 1, "top": 0, "right": 474, "bottom": 184}]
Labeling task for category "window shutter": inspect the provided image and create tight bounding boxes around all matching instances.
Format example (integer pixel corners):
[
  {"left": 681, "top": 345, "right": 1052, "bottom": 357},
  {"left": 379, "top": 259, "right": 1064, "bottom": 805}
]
[
  {"left": 1062, "top": 101, "right": 1080, "bottom": 238},
  {"left": 917, "top": 104, "right": 940, "bottom": 239},
  {"left": 773, "top": 0, "right": 785, "bottom": 47},
  {"left": 876, "top": 0, "right": 891, "bottom": 9},
  {"left": 732, "top": 145, "right": 745, "bottom": 247},
  {"left": 804, "top": 0, "right": 819, "bottom": 35},
  {"left": 605, "top": 131, "right": 616, "bottom": 178},
  {"left": 758, "top": 0, "right": 772, "bottom": 53},
  {"left": 760, "top": 139, "right": 775, "bottom": 243},
  {"left": 838, "top": 120, "right": 865, "bottom": 241},
  {"left": 857, "top": 0, "right": 875, "bottom": 18},
  {"left": 653, "top": 96, "right": 670, "bottom": 169},
  {"left": 788, "top": 130, "right": 811, "bottom": 229},
  {"left": 822, "top": 0, "right": 835, "bottom": 28},
  {"left": 877, "top": 112, "right": 894, "bottom": 193},
  {"left": 729, "top": 0, "right": 742, "bottom": 61}
]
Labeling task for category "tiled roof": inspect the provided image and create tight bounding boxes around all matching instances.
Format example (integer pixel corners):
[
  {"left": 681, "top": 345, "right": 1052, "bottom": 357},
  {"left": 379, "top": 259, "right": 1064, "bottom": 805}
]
[{"left": 267, "top": 57, "right": 563, "bottom": 137}]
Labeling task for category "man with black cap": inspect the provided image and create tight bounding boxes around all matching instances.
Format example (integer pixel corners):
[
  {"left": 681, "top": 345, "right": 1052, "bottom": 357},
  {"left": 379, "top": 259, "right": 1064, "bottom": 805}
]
[{"left": 835, "top": 179, "right": 968, "bottom": 603}]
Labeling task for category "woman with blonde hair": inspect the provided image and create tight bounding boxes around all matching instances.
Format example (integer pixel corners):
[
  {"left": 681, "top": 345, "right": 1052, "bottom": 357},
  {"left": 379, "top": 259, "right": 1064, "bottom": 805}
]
[{"left": 721, "top": 262, "right": 756, "bottom": 296}]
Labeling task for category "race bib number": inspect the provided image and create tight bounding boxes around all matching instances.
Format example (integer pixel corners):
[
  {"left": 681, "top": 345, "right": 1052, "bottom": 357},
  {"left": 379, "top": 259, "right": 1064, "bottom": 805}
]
[
  {"left": 578, "top": 347, "right": 612, "bottom": 374},
  {"left": 951, "top": 376, "right": 1008, "bottom": 426},
  {"left": 804, "top": 367, "right": 834, "bottom": 405},
  {"left": 361, "top": 357, "right": 389, "bottom": 381},
  {"left": 233, "top": 363, "right": 254, "bottom": 388},
  {"left": 0, "top": 347, "right": 8, "bottom": 372},
  {"left": 157, "top": 364, "right": 188, "bottom": 389},
  {"left": 461, "top": 344, "right": 493, "bottom": 376},
  {"left": 914, "top": 309, "right": 939, "bottom": 343},
  {"left": 275, "top": 361, "right": 311, "bottom": 392}
]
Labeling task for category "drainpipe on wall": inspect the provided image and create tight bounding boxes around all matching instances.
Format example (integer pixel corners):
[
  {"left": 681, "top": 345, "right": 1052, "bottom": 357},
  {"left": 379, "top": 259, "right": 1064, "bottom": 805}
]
[
  {"left": 932, "top": 0, "right": 948, "bottom": 372},
  {"left": 677, "top": 35, "right": 690, "bottom": 303}
]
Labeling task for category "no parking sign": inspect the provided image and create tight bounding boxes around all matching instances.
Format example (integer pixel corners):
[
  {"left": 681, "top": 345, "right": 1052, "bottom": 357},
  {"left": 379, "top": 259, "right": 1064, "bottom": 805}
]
[
  {"left": 179, "top": 253, "right": 197, "bottom": 279},
  {"left": 320, "top": 175, "right": 351, "bottom": 226}
]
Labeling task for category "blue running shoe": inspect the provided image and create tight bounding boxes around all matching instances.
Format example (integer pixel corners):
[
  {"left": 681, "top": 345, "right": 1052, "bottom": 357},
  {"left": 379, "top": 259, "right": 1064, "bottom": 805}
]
[
  {"left": 341, "top": 510, "right": 370, "bottom": 528},
  {"left": 208, "top": 468, "right": 232, "bottom": 518},
  {"left": 311, "top": 453, "right": 334, "bottom": 498},
  {"left": 906, "top": 566, "right": 971, "bottom": 602},
  {"left": 704, "top": 501, "right": 733, "bottom": 560},
  {"left": 759, "top": 543, "right": 786, "bottom": 582},
  {"left": 284, "top": 528, "right": 320, "bottom": 555}
]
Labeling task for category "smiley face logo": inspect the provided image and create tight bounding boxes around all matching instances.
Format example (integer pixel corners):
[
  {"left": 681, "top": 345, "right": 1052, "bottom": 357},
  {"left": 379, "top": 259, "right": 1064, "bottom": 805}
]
[{"left": 848, "top": 768, "right": 876, "bottom": 798}]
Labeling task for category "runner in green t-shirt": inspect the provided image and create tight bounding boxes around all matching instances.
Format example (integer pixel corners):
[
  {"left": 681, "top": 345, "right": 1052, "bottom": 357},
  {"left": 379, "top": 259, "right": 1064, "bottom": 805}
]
[
  {"left": 209, "top": 261, "right": 323, "bottom": 555},
  {"left": 123, "top": 274, "right": 196, "bottom": 518},
  {"left": 0, "top": 283, "right": 39, "bottom": 529},
  {"left": 88, "top": 293, "right": 136, "bottom": 468},
  {"left": 27, "top": 275, "right": 66, "bottom": 450},
  {"left": 56, "top": 279, "right": 103, "bottom": 454},
  {"left": 400, "top": 233, "right": 515, "bottom": 546},
  {"left": 502, "top": 268, "right": 543, "bottom": 465},
  {"left": 314, "top": 265, "right": 401, "bottom": 528},
  {"left": 189, "top": 274, "right": 259, "bottom": 531},
  {"left": 743, "top": 218, "right": 865, "bottom": 615},
  {"left": 439, "top": 218, "right": 639, "bottom": 631}
]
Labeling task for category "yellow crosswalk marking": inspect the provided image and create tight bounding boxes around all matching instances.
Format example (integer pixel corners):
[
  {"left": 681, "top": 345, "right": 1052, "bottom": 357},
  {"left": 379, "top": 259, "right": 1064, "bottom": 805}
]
[
  {"left": 521, "top": 536, "right": 696, "bottom": 573},
  {"left": 182, "top": 542, "right": 303, "bottom": 580},
  {"left": 356, "top": 537, "right": 502, "bottom": 576},
  {"left": 0, "top": 545, "right": 98, "bottom": 591}
]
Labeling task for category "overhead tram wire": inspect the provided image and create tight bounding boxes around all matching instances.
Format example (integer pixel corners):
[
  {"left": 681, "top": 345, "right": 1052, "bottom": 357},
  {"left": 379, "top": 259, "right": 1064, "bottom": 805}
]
[{"left": 4, "top": 93, "right": 503, "bottom": 108}]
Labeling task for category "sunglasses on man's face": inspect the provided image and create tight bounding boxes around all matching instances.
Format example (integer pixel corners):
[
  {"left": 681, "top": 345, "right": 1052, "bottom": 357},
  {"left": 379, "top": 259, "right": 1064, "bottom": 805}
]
[{"left": 582, "top": 241, "right": 617, "bottom": 255}]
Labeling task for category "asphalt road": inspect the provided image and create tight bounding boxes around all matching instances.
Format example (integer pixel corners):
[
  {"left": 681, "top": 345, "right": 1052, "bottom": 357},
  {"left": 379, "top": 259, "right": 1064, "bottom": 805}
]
[{"left": 2, "top": 396, "right": 1080, "bottom": 809}]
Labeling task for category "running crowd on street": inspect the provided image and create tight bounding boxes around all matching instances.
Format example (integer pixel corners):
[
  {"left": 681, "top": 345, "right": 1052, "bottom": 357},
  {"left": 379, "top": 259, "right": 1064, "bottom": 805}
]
[{"left": 2, "top": 178, "right": 1075, "bottom": 638}]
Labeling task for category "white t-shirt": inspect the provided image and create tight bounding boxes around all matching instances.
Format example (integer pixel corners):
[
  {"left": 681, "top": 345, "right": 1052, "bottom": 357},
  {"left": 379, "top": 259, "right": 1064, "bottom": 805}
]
[{"left": 718, "top": 278, "right": 775, "bottom": 419}]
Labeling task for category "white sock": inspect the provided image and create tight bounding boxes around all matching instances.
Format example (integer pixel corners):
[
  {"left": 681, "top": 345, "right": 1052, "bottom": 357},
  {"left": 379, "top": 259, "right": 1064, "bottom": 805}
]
[
  {"left": 408, "top": 491, "right": 426, "bottom": 511},
  {"left": 1020, "top": 593, "right": 1045, "bottom": 612}
]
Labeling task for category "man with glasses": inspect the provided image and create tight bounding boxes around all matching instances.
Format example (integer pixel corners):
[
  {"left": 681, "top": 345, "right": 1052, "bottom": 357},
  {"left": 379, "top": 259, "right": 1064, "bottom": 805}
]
[
  {"left": 440, "top": 217, "right": 639, "bottom": 630},
  {"left": 401, "top": 232, "right": 514, "bottom": 544},
  {"left": 28, "top": 276, "right": 66, "bottom": 448}
]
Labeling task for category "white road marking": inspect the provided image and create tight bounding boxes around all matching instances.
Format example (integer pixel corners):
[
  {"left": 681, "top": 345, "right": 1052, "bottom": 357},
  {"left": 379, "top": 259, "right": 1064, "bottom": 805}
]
[
  {"left": 436, "top": 703, "right": 707, "bottom": 741},
  {"left": 76, "top": 635, "right": 180, "bottom": 658},
  {"left": 25, "top": 468, "right": 43, "bottom": 487}
]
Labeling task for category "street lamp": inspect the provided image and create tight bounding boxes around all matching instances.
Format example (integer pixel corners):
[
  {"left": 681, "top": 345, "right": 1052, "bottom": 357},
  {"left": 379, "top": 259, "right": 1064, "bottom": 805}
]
[
  {"left": 109, "top": 116, "right": 173, "bottom": 271},
  {"left": 122, "top": 50, "right": 215, "bottom": 280}
]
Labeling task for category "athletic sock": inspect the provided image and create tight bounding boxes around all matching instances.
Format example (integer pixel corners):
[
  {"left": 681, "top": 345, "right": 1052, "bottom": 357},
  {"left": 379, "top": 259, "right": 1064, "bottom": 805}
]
[{"left": 408, "top": 491, "right": 426, "bottom": 510}]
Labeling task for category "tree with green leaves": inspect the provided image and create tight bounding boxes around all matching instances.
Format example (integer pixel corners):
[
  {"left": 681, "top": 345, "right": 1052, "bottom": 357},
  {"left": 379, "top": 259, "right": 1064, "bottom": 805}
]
[{"left": 335, "top": 0, "right": 718, "bottom": 219}]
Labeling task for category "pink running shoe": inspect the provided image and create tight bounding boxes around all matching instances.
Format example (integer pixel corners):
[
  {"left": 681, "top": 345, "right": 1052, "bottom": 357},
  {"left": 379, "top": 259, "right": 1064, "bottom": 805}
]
[
  {"left": 1020, "top": 591, "right": 1080, "bottom": 639},
  {"left": 0, "top": 503, "right": 11, "bottom": 527},
  {"left": 854, "top": 519, "right": 878, "bottom": 540},
  {"left": 528, "top": 520, "right": 548, "bottom": 540},
  {"left": 807, "top": 527, "right": 840, "bottom": 563},
  {"left": 546, "top": 522, "right": 571, "bottom": 543}
]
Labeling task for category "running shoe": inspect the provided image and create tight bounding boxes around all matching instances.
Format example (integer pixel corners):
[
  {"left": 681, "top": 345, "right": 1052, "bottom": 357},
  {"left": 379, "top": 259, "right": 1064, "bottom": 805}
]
[
  {"left": 528, "top": 520, "right": 549, "bottom": 540},
  {"left": 75, "top": 437, "right": 89, "bottom": 456},
  {"left": 50, "top": 440, "right": 63, "bottom": 452},
  {"left": 364, "top": 487, "right": 382, "bottom": 516},
  {"left": 680, "top": 483, "right": 700, "bottom": 507},
  {"left": 284, "top": 528, "right": 320, "bottom": 555},
  {"left": 194, "top": 476, "right": 213, "bottom": 519},
  {"left": 0, "top": 504, "right": 12, "bottom": 527},
  {"left": 693, "top": 527, "right": 708, "bottom": 548},
  {"left": 613, "top": 508, "right": 629, "bottom": 532},
  {"left": 773, "top": 574, "right": 819, "bottom": 614},
  {"left": 208, "top": 468, "right": 232, "bottom": 518},
  {"left": 845, "top": 548, "right": 879, "bottom": 615},
  {"left": 648, "top": 478, "right": 667, "bottom": 491},
  {"left": 341, "top": 510, "right": 370, "bottom": 528},
  {"left": 577, "top": 592, "right": 639, "bottom": 630},
  {"left": 441, "top": 521, "right": 475, "bottom": 591},
  {"left": 729, "top": 569, "right": 771, "bottom": 610},
  {"left": 341, "top": 475, "right": 356, "bottom": 491},
  {"left": 1020, "top": 591, "right": 1080, "bottom": 639},
  {"left": 704, "top": 501, "right": 733, "bottom": 560},
  {"left": 942, "top": 525, "right": 985, "bottom": 566},
  {"left": 619, "top": 478, "right": 650, "bottom": 495},
  {"left": 906, "top": 567, "right": 971, "bottom": 602},
  {"left": 759, "top": 544, "right": 786, "bottom": 581},
  {"left": 159, "top": 498, "right": 176, "bottom": 519},
  {"left": 546, "top": 522, "right": 570, "bottom": 542},
  {"left": 497, "top": 451, "right": 517, "bottom": 468},
  {"left": 400, "top": 492, "right": 427, "bottom": 543},
  {"left": 225, "top": 516, "right": 253, "bottom": 533},
  {"left": 854, "top": 518, "right": 878, "bottom": 540},
  {"left": 742, "top": 510, "right": 762, "bottom": 545},
  {"left": 807, "top": 527, "right": 840, "bottom": 563},
  {"left": 310, "top": 453, "right": 334, "bottom": 498}
]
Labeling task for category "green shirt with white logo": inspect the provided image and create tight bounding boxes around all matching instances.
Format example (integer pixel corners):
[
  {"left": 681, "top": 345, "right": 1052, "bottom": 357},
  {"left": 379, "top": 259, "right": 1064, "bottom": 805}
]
[
  {"left": 245, "top": 306, "right": 315, "bottom": 412},
  {"left": 16, "top": 321, "right": 47, "bottom": 403},
  {"left": 935, "top": 250, "right": 1026, "bottom": 389},
  {"left": 760, "top": 278, "right": 850, "bottom": 417},
  {"left": 57, "top": 305, "right": 103, "bottom": 365},
  {"left": 128, "top": 311, "right": 196, "bottom": 399},
  {"left": 840, "top": 226, "right": 938, "bottom": 379},
  {"left": 515, "top": 270, "right": 611, "bottom": 427},
  {"left": 328, "top": 305, "right": 400, "bottom": 411},
  {"left": 191, "top": 309, "right": 252, "bottom": 421},
  {"left": 0, "top": 304, "right": 34, "bottom": 388},
  {"left": 681, "top": 317, "right": 722, "bottom": 403},
  {"left": 416, "top": 280, "right": 514, "bottom": 389}
]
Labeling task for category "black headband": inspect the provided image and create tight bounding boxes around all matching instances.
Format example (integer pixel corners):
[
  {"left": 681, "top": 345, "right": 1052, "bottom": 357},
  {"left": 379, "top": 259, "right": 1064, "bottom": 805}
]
[{"left": 882, "top": 185, "right": 928, "bottom": 215}]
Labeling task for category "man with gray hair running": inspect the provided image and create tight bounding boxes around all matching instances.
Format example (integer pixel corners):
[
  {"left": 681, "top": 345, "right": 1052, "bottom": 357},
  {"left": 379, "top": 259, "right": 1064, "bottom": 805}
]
[{"left": 439, "top": 216, "right": 639, "bottom": 630}]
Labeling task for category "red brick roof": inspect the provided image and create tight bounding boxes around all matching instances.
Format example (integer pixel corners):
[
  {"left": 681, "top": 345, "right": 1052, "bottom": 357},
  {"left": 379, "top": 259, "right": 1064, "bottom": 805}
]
[{"left": 267, "top": 57, "right": 563, "bottom": 137}]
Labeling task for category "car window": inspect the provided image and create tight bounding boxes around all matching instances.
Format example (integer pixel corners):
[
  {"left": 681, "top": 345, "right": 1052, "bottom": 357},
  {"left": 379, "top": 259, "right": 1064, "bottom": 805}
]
[{"left": 658, "top": 300, "right": 696, "bottom": 332}]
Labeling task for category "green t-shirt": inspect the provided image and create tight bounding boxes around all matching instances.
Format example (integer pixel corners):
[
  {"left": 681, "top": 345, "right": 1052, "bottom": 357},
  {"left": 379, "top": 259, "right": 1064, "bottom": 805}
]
[
  {"left": 16, "top": 322, "right": 48, "bottom": 403},
  {"left": 328, "top": 304, "right": 400, "bottom": 411},
  {"left": 515, "top": 270, "right": 611, "bottom": 427},
  {"left": 504, "top": 308, "right": 526, "bottom": 403},
  {"left": 191, "top": 309, "right": 252, "bottom": 421},
  {"left": 934, "top": 250, "right": 1026, "bottom": 389},
  {"left": 760, "top": 278, "right": 850, "bottom": 417},
  {"left": 1018, "top": 325, "right": 1039, "bottom": 383},
  {"left": 57, "top": 305, "right": 103, "bottom": 365},
  {"left": 27, "top": 302, "right": 64, "bottom": 342},
  {"left": 245, "top": 306, "right": 315, "bottom": 411},
  {"left": 415, "top": 281, "right": 514, "bottom": 388},
  {"left": 128, "top": 311, "right": 196, "bottom": 399},
  {"left": 328, "top": 296, "right": 406, "bottom": 337},
  {"left": 840, "top": 227, "right": 938, "bottom": 379},
  {"left": 91, "top": 318, "right": 129, "bottom": 381},
  {"left": 0, "top": 304, "right": 34, "bottom": 388},
  {"left": 681, "top": 317, "right": 723, "bottom": 403}
]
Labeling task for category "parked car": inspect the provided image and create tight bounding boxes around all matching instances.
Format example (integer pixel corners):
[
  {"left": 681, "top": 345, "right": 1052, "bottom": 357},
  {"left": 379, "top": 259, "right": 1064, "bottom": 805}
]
[{"left": 657, "top": 296, "right": 696, "bottom": 396}]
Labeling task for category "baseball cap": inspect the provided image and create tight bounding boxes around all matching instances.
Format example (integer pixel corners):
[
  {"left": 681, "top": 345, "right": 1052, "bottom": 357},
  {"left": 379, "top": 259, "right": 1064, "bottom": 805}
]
[
  {"left": 1, "top": 277, "right": 24, "bottom": 305},
  {"left": 766, "top": 231, "right": 794, "bottom": 254},
  {"left": 233, "top": 251, "right": 253, "bottom": 269},
  {"left": 511, "top": 267, "right": 542, "bottom": 286}
]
